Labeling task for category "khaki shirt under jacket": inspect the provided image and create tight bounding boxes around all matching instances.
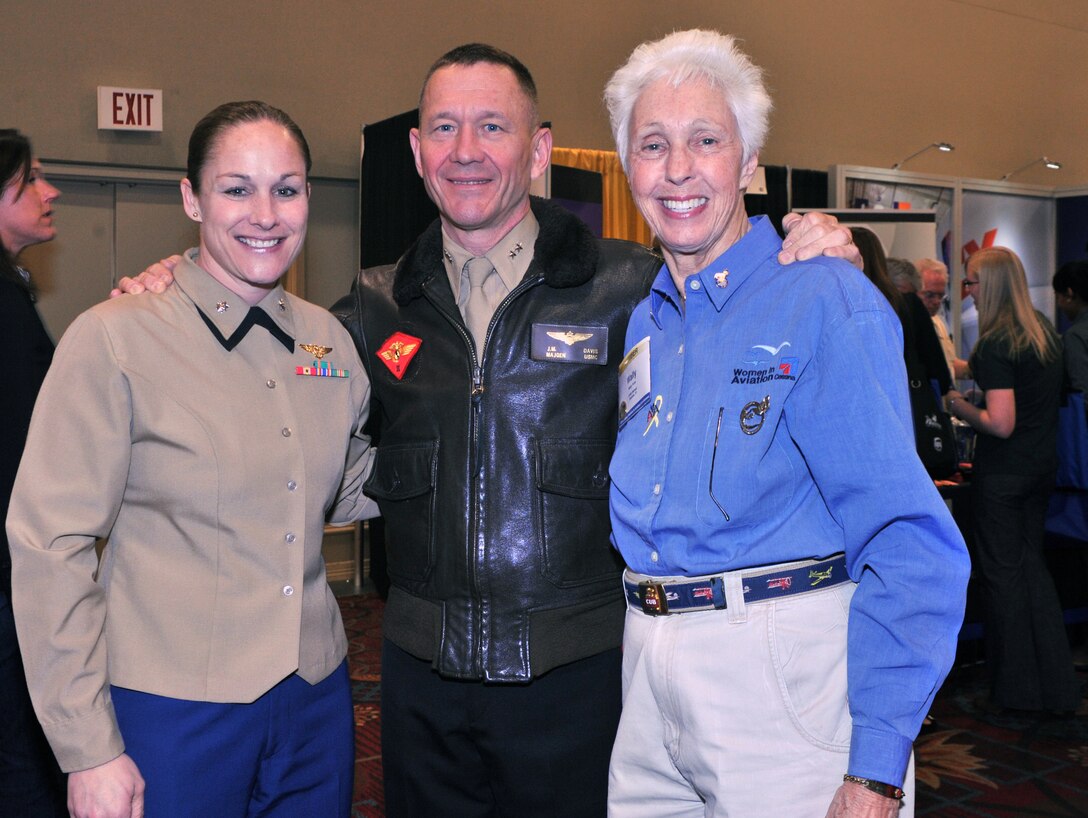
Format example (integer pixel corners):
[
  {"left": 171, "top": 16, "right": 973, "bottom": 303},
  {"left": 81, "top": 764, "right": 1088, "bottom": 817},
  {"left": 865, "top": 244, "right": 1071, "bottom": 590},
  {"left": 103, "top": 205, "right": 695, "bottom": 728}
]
[{"left": 7, "top": 251, "right": 376, "bottom": 772}]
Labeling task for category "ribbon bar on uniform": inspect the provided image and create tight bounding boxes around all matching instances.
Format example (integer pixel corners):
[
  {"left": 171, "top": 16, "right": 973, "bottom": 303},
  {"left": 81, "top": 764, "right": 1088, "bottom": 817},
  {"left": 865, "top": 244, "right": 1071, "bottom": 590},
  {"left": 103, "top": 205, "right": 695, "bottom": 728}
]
[{"left": 624, "top": 554, "right": 849, "bottom": 616}]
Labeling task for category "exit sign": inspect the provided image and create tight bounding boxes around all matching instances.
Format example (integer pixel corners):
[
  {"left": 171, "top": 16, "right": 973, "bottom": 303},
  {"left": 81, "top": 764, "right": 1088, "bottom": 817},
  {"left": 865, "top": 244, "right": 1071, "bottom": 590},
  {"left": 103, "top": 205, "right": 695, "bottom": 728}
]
[{"left": 97, "top": 87, "right": 163, "bottom": 132}]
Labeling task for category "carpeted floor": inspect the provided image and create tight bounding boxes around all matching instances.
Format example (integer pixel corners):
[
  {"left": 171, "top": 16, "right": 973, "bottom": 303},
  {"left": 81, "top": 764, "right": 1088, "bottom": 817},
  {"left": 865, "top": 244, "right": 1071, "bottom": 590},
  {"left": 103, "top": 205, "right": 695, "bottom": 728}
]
[{"left": 340, "top": 591, "right": 1088, "bottom": 817}]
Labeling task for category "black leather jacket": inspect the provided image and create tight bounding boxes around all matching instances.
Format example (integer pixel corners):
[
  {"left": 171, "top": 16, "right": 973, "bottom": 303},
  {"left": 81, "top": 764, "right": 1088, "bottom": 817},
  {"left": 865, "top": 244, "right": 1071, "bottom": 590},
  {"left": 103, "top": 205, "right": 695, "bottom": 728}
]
[{"left": 334, "top": 198, "right": 659, "bottom": 681}]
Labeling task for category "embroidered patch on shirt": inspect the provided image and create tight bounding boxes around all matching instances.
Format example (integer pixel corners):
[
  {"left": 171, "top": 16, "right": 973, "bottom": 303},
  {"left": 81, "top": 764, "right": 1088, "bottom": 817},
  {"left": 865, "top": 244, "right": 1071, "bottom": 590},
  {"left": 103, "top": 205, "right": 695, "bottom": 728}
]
[
  {"left": 376, "top": 332, "right": 422, "bottom": 380},
  {"left": 530, "top": 323, "right": 608, "bottom": 365},
  {"left": 733, "top": 340, "right": 799, "bottom": 384}
]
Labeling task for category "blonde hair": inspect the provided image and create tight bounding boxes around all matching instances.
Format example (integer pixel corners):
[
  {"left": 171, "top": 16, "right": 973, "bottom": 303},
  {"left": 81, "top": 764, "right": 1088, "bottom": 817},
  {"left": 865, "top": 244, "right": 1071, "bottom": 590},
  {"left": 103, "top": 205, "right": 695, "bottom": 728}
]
[{"left": 968, "top": 246, "right": 1058, "bottom": 364}]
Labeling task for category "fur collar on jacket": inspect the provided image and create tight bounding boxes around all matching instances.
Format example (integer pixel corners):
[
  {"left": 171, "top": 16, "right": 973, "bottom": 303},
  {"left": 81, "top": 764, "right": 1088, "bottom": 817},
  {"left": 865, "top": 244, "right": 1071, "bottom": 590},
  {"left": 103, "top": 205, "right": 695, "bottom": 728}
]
[{"left": 392, "top": 196, "right": 600, "bottom": 305}]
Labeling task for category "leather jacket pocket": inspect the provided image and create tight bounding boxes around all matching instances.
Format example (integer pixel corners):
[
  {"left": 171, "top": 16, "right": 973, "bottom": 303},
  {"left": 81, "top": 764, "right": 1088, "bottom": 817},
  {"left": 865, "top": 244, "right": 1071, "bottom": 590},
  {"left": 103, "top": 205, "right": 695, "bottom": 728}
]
[
  {"left": 535, "top": 439, "right": 624, "bottom": 587},
  {"left": 364, "top": 440, "right": 438, "bottom": 583}
]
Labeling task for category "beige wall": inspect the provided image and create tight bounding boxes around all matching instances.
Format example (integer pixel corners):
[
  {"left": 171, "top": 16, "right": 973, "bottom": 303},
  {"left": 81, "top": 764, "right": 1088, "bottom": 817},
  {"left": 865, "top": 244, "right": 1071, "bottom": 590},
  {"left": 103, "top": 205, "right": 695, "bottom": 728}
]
[{"left": 5, "top": 0, "right": 1086, "bottom": 185}]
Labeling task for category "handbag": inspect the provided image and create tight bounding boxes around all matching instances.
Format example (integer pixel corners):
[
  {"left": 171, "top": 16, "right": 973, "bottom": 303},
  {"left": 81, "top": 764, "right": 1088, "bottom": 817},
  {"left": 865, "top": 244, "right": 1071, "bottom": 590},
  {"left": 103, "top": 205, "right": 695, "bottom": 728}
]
[{"left": 906, "top": 361, "right": 958, "bottom": 478}]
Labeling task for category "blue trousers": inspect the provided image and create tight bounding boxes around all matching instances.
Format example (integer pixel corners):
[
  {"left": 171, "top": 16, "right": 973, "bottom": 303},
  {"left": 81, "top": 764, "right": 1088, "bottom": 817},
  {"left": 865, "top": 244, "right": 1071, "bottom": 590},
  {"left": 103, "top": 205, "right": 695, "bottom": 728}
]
[{"left": 112, "top": 660, "right": 353, "bottom": 817}]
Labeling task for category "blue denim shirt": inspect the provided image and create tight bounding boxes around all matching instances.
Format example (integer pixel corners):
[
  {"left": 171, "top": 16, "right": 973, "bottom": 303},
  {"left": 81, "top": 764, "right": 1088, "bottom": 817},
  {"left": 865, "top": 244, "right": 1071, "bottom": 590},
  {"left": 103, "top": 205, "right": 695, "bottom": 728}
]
[{"left": 609, "top": 216, "right": 969, "bottom": 785}]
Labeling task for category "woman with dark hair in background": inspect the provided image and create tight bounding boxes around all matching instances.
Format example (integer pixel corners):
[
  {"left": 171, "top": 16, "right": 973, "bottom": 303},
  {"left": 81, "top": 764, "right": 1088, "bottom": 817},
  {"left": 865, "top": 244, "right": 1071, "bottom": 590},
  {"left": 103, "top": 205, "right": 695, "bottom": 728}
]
[
  {"left": 8, "top": 103, "right": 376, "bottom": 818},
  {"left": 851, "top": 227, "right": 955, "bottom": 476},
  {"left": 947, "top": 246, "right": 1080, "bottom": 715},
  {"left": 0, "top": 128, "right": 68, "bottom": 818}
]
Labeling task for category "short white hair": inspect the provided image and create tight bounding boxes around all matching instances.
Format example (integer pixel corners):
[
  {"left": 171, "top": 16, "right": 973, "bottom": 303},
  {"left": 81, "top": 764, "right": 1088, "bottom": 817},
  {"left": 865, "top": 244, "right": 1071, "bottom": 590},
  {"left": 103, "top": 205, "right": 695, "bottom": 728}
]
[
  {"left": 604, "top": 29, "right": 772, "bottom": 173},
  {"left": 916, "top": 258, "right": 949, "bottom": 280}
]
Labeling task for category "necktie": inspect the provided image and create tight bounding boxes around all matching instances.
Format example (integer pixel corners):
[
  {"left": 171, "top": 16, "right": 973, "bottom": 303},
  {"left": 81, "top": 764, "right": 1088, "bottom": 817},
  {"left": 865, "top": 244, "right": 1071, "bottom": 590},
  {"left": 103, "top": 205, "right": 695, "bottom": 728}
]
[{"left": 462, "top": 256, "right": 494, "bottom": 351}]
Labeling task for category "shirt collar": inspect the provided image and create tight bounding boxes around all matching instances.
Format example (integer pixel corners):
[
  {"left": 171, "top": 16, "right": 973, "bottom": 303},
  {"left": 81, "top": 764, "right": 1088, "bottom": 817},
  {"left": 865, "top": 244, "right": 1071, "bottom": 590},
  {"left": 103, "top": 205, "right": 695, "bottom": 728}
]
[
  {"left": 648, "top": 216, "right": 781, "bottom": 327},
  {"left": 174, "top": 248, "right": 295, "bottom": 346},
  {"left": 442, "top": 210, "right": 539, "bottom": 298}
]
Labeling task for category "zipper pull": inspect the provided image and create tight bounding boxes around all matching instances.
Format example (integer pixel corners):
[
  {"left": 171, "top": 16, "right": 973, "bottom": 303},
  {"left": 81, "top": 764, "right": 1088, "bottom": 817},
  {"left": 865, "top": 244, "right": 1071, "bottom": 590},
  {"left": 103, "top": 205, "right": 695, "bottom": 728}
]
[{"left": 472, "top": 365, "right": 485, "bottom": 398}]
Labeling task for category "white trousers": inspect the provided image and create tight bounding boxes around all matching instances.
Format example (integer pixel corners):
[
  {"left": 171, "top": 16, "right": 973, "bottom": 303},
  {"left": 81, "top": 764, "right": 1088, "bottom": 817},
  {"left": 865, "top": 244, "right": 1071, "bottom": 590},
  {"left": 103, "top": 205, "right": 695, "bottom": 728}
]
[{"left": 608, "top": 575, "right": 915, "bottom": 817}]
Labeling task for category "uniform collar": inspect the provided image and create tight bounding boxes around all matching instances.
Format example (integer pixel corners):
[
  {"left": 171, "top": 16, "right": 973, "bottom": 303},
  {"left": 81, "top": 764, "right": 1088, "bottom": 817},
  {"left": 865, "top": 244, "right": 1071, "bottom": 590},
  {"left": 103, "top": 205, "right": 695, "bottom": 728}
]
[
  {"left": 648, "top": 216, "right": 780, "bottom": 327},
  {"left": 441, "top": 210, "right": 539, "bottom": 297},
  {"left": 174, "top": 248, "right": 295, "bottom": 350}
]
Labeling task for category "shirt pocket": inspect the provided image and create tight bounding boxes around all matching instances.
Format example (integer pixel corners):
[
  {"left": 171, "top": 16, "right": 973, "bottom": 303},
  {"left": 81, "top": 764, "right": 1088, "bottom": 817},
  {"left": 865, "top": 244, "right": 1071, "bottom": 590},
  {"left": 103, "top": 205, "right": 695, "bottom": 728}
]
[
  {"left": 534, "top": 438, "right": 623, "bottom": 587},
  {"left": 695, "top": 397, "right": 798, "bottom": 528},
  {"left": 364, "top": 440, "right": 438, "bottom": 583}
]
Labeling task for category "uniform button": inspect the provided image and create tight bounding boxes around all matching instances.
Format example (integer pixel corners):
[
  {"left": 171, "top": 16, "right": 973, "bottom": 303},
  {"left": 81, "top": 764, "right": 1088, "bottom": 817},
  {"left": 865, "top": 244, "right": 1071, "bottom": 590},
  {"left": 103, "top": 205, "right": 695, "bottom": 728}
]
[
  {"left": 650, "top": 551, "right": 659, "bottom": 562},
  {"left": 282, "top": 585, "right": 294, "bottom": 597},
  {"left": 285, "top": 532, "right": 296, "bottom": 544},
  {"left": 287, "top": 480, "right": 297, "bottom": 491},
  {"left": 666, "top": 411, "right": 674, "bottom": 422},
  {"left": 266, "top": 379, "right": 276, "bottom": 389},
  {"left": 281, "top": 427, "right": 292, "bottom": 437},
  {"left": 653, "top": 483, "right": 662, "bottom": 495}
]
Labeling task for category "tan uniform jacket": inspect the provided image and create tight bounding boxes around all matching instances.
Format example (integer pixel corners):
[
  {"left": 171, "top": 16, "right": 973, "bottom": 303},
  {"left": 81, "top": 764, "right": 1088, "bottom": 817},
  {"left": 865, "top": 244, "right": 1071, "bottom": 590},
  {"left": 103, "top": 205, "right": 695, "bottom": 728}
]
[{"left": 7, "top": 252, "right": 376, "bottom": 772}]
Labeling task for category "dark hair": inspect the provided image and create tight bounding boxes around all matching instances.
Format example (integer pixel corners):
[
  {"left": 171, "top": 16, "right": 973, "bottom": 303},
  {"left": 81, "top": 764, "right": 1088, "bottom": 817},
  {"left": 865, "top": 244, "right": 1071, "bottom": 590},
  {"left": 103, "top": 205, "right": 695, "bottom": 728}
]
[
  {"left": 0, "top": 129, "right": 34, "bottom": 287},
  {"left": 1053, "top": 259, "right": 1088, "bottom": 302},
  {"left": 186, "top": 101, "right": 312, "bottom": 194},
  {"left": 419, "top": 43, "right": 539, "bottom": 121},
  {"left": 851, "top": 226, "right": 903, "bottom": 313}
]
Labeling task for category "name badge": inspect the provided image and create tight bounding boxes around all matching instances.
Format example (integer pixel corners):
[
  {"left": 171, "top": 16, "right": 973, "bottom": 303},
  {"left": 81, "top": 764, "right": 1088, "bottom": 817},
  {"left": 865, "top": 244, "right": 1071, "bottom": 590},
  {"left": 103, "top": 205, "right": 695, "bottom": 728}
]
[
  {"left": 531, "top": 323, "right": 608, "bottom": 365},
  {"left": 618, "top": 336, "right": 651, "bottom": 429}
]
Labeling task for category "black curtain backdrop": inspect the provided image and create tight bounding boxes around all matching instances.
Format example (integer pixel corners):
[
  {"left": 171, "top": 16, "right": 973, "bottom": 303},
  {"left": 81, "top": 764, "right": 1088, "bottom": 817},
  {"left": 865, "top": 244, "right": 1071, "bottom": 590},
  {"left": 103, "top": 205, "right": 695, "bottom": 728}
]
[
  {"left": 744, "top": 166, "right": 830, "bottom": 236},
  {"left": 360, "top": 109, "right": 438, "bottom": 269}
]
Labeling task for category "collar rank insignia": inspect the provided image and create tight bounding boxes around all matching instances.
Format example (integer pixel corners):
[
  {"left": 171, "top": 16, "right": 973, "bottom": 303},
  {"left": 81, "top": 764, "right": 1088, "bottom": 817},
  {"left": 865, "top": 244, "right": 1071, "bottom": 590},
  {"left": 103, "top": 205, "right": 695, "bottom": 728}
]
[{"left": 377, "top": 331, "right": 423, "bottom": 380}]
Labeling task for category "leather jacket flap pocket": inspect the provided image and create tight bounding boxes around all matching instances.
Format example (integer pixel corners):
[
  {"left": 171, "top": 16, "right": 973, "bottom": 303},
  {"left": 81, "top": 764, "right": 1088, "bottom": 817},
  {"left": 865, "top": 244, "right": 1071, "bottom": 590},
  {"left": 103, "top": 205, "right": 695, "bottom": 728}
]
[
  {"left": 536, "top": 439, "right": 612, "bottom": 499},
  {"left": 364, "top": 441, "right": 438, "bottom": 501}
]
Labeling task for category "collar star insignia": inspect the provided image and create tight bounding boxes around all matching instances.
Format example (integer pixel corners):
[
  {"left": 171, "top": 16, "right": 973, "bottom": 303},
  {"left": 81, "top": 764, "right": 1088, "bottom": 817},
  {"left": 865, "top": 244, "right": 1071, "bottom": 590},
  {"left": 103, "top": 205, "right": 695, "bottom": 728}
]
[
  {"left": 299, "top": 343, "right": 333, "bottom": 360},
  {"left": 443, "top": 249, "right": 454, "bottom": 263},
  {"left": 714, "top": 270, "right": 729, "bottom": 288},
  {"left": 508, "top": 242, "right": 523, "bottom": 259},
  {"left": 277, "top": 298, "right": 286, "bottom": 312},
  {"left": 215, "top": 300, "right": 229, "bottom": 313}
]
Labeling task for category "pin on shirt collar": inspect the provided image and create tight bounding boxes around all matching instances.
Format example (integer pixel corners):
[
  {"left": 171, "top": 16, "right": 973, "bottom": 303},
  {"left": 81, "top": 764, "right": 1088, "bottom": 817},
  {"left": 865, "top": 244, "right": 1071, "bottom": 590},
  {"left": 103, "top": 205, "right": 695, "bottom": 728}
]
[
  {"left": 508, "top": 242, "right": 523, "bottom": 259},
  {"left": 714, "top": 270, "right": 729, "bottom": 288}
]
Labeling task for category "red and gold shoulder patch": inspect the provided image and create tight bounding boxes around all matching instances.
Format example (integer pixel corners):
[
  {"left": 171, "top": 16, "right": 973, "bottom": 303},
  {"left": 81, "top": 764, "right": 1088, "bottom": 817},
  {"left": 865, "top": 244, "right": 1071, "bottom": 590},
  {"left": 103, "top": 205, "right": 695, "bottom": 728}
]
[{"left": 376, "top": 332, "right": 422, "bottom": 380}]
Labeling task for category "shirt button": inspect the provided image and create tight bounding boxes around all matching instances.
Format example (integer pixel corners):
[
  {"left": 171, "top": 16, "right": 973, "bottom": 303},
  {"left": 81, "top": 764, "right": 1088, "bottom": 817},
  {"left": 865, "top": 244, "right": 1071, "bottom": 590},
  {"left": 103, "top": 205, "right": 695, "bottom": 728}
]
[
  {"left": 678, "top": 344, "right": 684, "bottom": 355},
  {"left": 285, "top": 532, "right": 296, "bottom": 544},
  {"left": 266, "top": 379, "right": 276, "bottom": 389},
  {"left": 690, "top": 280, "right": 701, "bottom": 291},
  {"left": 281, "top": 427, "right": 292, "bottom": 438},
  {"left": 287, "top": 480, "right": 297, "bottom": 491},
  {"left": 653, "top": 483, "right": 661, "bottom": 495},
  {"left": 650, "top": 551, "right": 659, "bottom": 562},
  {"left": 666, "top": 411, "right": 674, "bottom": 422},
  {"left": 282, "top": 585, "right": 294, "bottom": 597}
]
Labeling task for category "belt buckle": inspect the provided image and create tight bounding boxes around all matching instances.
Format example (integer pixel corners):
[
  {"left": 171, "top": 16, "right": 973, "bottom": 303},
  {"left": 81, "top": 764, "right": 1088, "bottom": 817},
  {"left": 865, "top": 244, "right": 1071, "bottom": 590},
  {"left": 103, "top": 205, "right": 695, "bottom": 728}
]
[{"left": 637, "top": 581, "right": 669, "bottom": 615}]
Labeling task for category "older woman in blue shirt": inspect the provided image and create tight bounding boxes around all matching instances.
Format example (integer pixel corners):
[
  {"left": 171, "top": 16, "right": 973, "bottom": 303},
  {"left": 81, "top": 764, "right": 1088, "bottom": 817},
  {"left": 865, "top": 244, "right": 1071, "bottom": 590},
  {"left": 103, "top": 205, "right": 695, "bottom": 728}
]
[{"left": 605, "top": 30, "right": 970, "bottom": 818}]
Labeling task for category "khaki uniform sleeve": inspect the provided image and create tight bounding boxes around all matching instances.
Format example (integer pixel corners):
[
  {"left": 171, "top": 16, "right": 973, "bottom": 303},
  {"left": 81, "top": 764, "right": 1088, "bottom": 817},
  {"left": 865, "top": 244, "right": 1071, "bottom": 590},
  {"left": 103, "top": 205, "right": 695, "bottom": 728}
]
[
  {"left": 7, "top": 311, "right": 131, "bottom": 772},
  {"left": 327, "top": 338, "right": 379, "bottom": 525}
]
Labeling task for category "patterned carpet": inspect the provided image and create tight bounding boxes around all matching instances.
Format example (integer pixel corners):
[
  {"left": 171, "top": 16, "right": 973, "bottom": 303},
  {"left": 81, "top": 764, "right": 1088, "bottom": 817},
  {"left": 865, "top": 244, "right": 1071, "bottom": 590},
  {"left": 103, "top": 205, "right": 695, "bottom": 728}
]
[{"left": 339, "top": 591, "right": 1088, "bottom": 817}]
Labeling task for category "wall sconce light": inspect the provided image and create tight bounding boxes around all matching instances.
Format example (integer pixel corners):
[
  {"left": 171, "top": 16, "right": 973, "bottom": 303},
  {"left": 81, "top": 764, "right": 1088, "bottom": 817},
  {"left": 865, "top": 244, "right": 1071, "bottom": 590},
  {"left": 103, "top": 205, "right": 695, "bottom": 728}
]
[
  {"left": 999, "top": 156, "right": 1062, "bottom": 181},
  {"left": 891, "top": 142, "right": 954, "bottom": 171}
]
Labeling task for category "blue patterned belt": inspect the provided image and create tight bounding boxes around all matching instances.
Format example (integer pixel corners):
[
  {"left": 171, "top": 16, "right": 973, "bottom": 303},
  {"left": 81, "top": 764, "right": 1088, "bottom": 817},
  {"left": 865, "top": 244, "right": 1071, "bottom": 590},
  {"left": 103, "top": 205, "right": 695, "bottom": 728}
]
[{"left": 623, "top": 554, "right": 850, "bottom": 616}]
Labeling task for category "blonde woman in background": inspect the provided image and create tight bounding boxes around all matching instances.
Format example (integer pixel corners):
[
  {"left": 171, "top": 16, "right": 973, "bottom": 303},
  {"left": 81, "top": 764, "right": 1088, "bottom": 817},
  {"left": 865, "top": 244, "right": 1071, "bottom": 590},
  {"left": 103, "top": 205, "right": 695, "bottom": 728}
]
[{"left": 946, "top": 246, "right": 1081, "bottom": 716}]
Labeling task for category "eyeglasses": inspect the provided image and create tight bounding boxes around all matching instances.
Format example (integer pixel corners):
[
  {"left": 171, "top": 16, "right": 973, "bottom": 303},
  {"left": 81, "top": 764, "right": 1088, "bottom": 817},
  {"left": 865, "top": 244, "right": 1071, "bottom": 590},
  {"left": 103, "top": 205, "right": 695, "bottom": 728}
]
[
  {"left": 963, "top": 278, "right": 980, "bottom": 288},
  {"left": 920, "top": 290, "right": 946, "bottom": 300}
]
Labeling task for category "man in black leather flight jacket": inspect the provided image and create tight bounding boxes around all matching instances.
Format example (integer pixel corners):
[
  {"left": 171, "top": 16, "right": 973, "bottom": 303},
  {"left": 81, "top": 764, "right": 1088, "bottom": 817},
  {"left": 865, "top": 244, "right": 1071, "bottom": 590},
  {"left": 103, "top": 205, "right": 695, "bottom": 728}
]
[{"left": 336, "top": 195, "right": 658, "bottom": 684}]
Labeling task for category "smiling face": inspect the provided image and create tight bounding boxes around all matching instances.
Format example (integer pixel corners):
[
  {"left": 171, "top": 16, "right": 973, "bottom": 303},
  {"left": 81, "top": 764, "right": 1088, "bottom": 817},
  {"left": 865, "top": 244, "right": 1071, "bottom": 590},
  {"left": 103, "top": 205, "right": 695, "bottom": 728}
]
[
  {"left": 626, "top": 78, "right": 757, "bottom": 281},
  {"left": 410, "top": 62, "right": 551, "bottom": 256},
  {"left": 0, "top": 159, "right": 60, "bottom": 257},
  {"left": 181, "top": 119, "right": 309, "bottom": 305}
]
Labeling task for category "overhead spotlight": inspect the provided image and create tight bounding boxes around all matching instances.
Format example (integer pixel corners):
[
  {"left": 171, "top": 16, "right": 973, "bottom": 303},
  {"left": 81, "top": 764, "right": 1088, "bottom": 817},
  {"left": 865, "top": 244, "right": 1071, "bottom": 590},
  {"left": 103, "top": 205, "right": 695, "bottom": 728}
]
[
  {"left": 1000, "top": 156, "right": 1062, "bottom": 181},
  {"left": 891, "top": 142, "right": 954, "bottom": 171}
]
